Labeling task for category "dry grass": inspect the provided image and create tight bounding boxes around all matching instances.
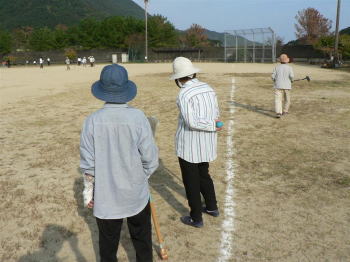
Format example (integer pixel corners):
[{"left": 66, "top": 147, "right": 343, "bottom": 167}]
[
  {"left": 224, "top": 72, "right": 350, "bottom": 261},
  {"left": 0, "top": 64, "right": 349, "bottom": 261}
]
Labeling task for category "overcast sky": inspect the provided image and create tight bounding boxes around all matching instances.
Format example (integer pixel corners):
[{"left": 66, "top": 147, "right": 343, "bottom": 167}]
[{"left": 132, "top": 0, "right": 350, "bottom": 43}]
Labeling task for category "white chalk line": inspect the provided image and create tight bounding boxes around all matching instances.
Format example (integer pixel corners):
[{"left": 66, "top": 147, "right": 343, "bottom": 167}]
[{"left": 217, "top": 78, "right": 236, "bottom": 262}]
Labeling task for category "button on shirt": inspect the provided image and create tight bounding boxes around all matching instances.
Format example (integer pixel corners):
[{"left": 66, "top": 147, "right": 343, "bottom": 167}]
[
  {"left": 272, "top": 64, "right": 294, "bottom": 89},
  {"left": 80, "top": 104, "right": 159, "bottom": 219},
  {"left": 175, "top": 79, "right": 219, "bottom": 163}
]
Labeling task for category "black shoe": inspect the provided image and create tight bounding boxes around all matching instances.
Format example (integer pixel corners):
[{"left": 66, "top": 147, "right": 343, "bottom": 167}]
[
  {"left": 276, "top": 113, "right": 281, "bottom": 118},
  {"left": 202, "top": 208, "right": 220, "bottom": 217},
  {"left": 180, "top": 216, "right": 203, "bottom": 228}
]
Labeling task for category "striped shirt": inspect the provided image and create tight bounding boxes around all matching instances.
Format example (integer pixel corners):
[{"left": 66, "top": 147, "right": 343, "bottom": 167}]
[{"left": 175, "top": 78, "right": 219, "bottom": 163}]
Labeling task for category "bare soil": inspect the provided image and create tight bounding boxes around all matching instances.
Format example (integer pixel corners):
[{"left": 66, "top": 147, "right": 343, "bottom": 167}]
[{"left": 0, "top": 63, "right": 349, "bottom": 262}]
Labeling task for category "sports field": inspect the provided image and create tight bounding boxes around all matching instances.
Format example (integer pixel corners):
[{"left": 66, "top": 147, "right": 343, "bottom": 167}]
[{"left": 0, "top": 63, "right": 349, "bottom": 261}]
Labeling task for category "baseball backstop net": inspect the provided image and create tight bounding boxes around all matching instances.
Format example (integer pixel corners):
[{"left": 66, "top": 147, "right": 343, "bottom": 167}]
[{"left": 224, "top": 27, "right": 276, "bottom": 63}]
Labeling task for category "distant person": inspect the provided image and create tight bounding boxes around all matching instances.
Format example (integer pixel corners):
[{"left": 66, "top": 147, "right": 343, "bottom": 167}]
[
  {"left": 33, "top": 60, "right": 37, "bottom": 66},
  {"left": 47, "top": 57, "right": 51, "bottom": 66},
  {"left": 26, "top": 60, "right": 29, "bottom": 66},
  {"left": 89, "top": 56, "right": 95, "bottom": 67},
  {"left": 170, "top": 57, "right": 222, "bottom": 228},
  {"left": 272, "top": 54, "right": 294, "bottom": 118},
  {"left": 82, "top": 57, "right": 87, "bottom": 67},
  {"left": 65, "top": 57, "right": 71, "bottom": 70},
  {"left": 77, "top": 57, "right": 82, "bottom": 66},
  {"left": 80, "top": 64, "right": 158, "bottom": 262},
  {"left": 39, "top": 57, "right": 44, "bottom": 69},
  {"left": 6, "top": 58, "right": 11, "bottom": 68}
]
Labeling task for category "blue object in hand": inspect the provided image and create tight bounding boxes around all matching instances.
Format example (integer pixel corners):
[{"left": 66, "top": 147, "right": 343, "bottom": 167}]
[{"left": 216, "top": 121, "right": 224, "bottom": 128}]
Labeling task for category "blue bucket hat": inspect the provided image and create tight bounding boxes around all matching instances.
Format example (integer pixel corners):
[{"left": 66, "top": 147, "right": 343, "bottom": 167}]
[{"left": 91, "top": 64, "right": 137, "bottom": 103}]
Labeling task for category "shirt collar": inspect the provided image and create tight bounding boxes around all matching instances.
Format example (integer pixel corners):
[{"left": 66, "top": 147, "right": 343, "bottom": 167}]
[
  {"left": 183, "top": 78, "right": 199, "bottom": 88},
  {"left": 103, "top": 103, "right": 129, "bottom": 108}
]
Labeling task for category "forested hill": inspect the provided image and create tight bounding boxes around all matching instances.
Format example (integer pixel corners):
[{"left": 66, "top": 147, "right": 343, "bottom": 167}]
[{"left": 0, "top": 0, "right": 145, "bottom": 29}]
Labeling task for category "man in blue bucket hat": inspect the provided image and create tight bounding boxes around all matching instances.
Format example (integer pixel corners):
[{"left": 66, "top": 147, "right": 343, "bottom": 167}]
[{"left": 80, "top": 64, "right": 159, "bottom": 262}]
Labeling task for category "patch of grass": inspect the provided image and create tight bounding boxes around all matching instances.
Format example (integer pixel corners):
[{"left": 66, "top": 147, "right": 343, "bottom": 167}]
[{"left": 334, "top": 176, "right": 350, "bottom": 187}]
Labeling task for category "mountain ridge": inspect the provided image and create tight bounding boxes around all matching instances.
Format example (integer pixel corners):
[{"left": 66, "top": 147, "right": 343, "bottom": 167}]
[{"left": 0, "top": 0, "right": 145, "bottom": 29}]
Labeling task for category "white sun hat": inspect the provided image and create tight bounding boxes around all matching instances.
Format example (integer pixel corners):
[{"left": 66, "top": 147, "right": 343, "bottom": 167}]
[{"left": 170, "top": 57, "right": 200, "bottom": 80}]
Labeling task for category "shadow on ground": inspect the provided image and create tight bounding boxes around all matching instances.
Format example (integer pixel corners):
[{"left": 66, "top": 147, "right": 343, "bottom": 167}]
[
  {"left": 17, "top": 224, "right": 87, "bottom": 262},
  {"left": 73, "top": 177, "right": 136, "bottom": 262},
  {"left": 149, "top": 159, "right": 187, "bottom": 216},
  {"left": 229, "top": 101, "right": 276, "bottom": 118}
]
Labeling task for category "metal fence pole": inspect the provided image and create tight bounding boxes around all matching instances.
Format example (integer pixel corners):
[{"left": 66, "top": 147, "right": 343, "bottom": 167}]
[
  {"left": 224, "top": 32, "right": 227, "bottom": 63},
  {"left": 272, "top": 31, "right": 276, "bottom": 63},
  {"left": 253, "top": 32, "right": 255, "bottom": 63},
  {"left": 235, "top": 35, "right": 238, "bottom": 62},
  {"left": 262, "top": 32, "right": 265, "bottom": 63}
]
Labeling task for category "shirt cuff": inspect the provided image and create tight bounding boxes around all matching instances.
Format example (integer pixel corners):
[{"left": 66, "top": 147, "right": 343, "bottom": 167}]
[{"left": 80, "top": 168, "right": 95, "bottom": 176}]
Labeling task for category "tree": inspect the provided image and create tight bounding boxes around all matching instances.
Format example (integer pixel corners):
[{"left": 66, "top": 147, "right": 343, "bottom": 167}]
[
  {"left": 314, "top": 34, "right": 350, "bottom": 59},
  {"left": 0, "top": 29, "right": 12, "bottom": 55},
  {"left": 76, "top": 18, "right": 102, "bottom": 49},
  {"left": 64, "top": 48, "right": 77, "bottom": 60},
  {"left": 29, "top": 27, "right": 54, "bottom": 51},
  {"left": 182, "top": 24, "right": 209, "bottom": 48},
  {"left": 340, "top": 27, "right": 350, "bottom": 35},
  {"left": 314, "top": 35, "right": 334, "bottom": 57},
  {"left": 51, "top": 24, "right": 69, "bottom": 50},
  {"left": 11, "top": 26, "right": 33, "bottom": 50},
  {"left": 339, "top": 35, "right": 350, "bottom": 58},
  {"left": 295, "top": 8, "right": 332, "bottom": 44},
  {"left": 148, "top": 15, "right": 178, "bottom": 48}
]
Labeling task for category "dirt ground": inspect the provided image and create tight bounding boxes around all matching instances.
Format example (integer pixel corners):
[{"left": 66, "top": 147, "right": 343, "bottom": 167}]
[{"left": 0, "top": 63, "right": 349, "bottom": 262}]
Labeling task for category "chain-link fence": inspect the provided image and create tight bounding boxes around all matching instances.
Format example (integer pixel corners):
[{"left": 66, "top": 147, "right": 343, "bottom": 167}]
[{"left": 224, "top": 28, "right": 276, "bottom": 63}]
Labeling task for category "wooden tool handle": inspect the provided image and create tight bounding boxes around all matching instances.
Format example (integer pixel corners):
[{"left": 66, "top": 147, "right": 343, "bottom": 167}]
[{"left": 150, "top": 201, "right": 164, "bottom": 244}]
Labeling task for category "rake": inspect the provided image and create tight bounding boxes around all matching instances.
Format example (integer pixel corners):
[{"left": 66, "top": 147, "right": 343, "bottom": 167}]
[{"left": 293, "top": 76, "right": 311, "bottom": 82}]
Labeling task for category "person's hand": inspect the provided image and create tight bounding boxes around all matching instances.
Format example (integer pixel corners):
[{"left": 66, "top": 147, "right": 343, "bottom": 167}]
[
  {"left": 215, "top": 120, "right": 223, "bottom": 131},
  {"left": 87, "top": 200, "right": 94, "bottom": 209}
]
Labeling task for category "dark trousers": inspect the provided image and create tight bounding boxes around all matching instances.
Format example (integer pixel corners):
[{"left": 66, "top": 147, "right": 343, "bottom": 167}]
[
  {"left": 96, "top": 202, "right": 152, "bottom": 262},
  {"left": 178, "top": 158, "right": 218, "bottom": 222}
]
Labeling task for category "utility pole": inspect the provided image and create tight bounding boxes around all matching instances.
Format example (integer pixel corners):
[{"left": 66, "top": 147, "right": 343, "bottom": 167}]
[
  {"left": 334, "top": 0, "right": 341, "bottom": 63},
  {"left": 144, "top": 0, "right": 149, "bottom": 62}
]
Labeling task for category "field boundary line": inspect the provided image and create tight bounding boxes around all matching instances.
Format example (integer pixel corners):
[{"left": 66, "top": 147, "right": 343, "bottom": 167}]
[{"left": 217, "top": 77, "right": 236, "bottom": 262}]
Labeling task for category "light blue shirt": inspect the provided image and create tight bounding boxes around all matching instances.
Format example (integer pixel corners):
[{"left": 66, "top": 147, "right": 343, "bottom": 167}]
[{"left": 80, "top": 103, "right": 159, "bottom": 219}]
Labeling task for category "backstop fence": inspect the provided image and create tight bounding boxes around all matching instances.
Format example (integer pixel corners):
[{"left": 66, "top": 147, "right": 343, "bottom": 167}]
[{"left": 224, "top": 27, "right": 276, "bottom": 63}]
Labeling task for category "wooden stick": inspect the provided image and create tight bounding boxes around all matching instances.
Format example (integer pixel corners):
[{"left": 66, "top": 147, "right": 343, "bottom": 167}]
[
  {"left": 147, "top": 116, "right": 168, "bottom": 259},
  {"left": 150, "top": 197, "right": 168, "bottom": 260}
]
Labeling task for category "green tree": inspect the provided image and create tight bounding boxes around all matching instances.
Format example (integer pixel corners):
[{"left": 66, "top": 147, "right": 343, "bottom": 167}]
[
  {"left": 76, "top": 18, "right": 102, "bottom": 49},
  {"left": 314, "top": 34, "right": 350, "bottom": 59},
  {"left": 29, "top": 27, "right": 54, "bottom": 51},
  {"left": 51, "top": 24, "right": 69, "bottom": 50},
  {"left": 11, "top": 26, "right": 33, "bottom": 50},
  {"left": 314, "top": 35, "right": 334, "bottom": 57},
  {"left": 0, "top": 29, "right": 12, "bottom": 55},
  {"left": 99, "top": 16, "right": 143, "bottom": 49},
  {"left": 148, "top": 15, "right": 178, "bottom": 48},
  {"left": 339, "top": 35, "right": 350, "bottom": 58}
]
